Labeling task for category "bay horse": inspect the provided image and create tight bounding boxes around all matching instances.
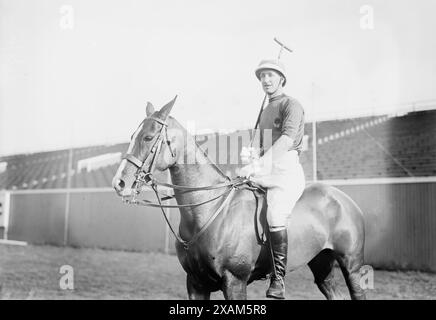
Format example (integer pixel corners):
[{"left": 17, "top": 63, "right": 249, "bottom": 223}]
[{"left": 112, "top": 97, "right": 366, "bottom": 300}]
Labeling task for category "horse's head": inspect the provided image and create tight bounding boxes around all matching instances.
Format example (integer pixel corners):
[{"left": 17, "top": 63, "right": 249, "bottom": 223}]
[{"left": 112, "top": 96, "right": 181, "bottom": 197}]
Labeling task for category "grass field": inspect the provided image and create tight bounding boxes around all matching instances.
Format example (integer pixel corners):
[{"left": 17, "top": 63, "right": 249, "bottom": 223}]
[{"left": 0, "top": 244, "right": 435, "bottom": 300}]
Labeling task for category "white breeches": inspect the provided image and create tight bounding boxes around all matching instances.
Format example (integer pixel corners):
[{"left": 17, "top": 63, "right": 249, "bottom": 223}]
[{"left": 252, "top": 150, "right": 306, "bottom": 229}]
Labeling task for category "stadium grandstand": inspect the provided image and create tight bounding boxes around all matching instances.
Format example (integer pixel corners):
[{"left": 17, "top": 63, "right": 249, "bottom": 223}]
[{"left": 1, "top": 109, "right": 435, "bottom": 190}]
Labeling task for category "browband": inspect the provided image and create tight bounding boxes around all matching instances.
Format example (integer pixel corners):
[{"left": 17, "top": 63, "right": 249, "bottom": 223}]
[{"left": 147, "top": 117, "right": 168, "bottom": 126}]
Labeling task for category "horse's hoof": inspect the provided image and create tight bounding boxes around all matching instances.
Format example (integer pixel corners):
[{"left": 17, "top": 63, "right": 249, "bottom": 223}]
[
  {"left": 266, "top": 292, "right": 286, "bottom": 299},
  {"left": 266, "top": 276, "right": 286, "bottom": 299},
  {"left": 266, "top": 287, "right": 286, "bottom": 299}
]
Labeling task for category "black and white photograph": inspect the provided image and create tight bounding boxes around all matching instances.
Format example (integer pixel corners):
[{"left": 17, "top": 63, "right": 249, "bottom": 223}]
[{"left": 0, "top": 0, "right": 435, "bottom": 306}]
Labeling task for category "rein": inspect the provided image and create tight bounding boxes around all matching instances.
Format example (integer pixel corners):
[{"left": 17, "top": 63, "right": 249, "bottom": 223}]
[
  {"left": 125, "top": 176, "right": 250, "bottom": 250},
  {"left": 121, "top": 115, "right": 257, "bottom": 250}
]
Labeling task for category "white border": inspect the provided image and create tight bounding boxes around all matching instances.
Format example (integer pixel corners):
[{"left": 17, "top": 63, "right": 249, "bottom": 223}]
[
  {"left": 319, "top": 176, "right": 436, "bottom": 185},
  {"left": 4, "top": 176, "right": 436, "bottom": 195},
  {"left": 8, "top": 187, "right": 114, "bottom": 194}
]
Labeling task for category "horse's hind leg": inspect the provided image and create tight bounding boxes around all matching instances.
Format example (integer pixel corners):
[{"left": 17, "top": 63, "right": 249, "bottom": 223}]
[
  {"left": 187, "top": 275, "right": 210, "bottom": 300},
  {"left": 336, "top": 252, "right": 366, "bottom": 300},
  {"left": 308, "top": 249, "right": 344, "bottom": 300},
  {"left": 222, "top": 270, "right": 247, "bottom": 300}
]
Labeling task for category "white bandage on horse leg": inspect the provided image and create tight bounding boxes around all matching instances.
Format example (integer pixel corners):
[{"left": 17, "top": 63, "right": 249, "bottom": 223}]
[{"left": 269, "top": 225, "right": 287, "bottom": 232}]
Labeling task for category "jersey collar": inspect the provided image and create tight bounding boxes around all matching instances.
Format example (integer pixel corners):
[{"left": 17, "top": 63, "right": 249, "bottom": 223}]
[{"left": 268, "top": 93, "right": 286, "bottom": 103}]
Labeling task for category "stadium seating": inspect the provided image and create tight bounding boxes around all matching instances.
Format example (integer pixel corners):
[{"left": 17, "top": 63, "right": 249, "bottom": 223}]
[{"left": 0, "top": 110, "right": 435, "bottom": 190}]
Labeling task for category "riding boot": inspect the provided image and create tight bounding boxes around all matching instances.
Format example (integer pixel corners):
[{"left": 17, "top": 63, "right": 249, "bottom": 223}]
[{"left": 266, "top": 229, "right": 288, "bottom": 299}]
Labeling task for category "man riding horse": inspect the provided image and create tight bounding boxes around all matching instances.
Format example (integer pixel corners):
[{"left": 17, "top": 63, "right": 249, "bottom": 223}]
[
  {"left": 113, "top": 57, "right": 366, "bottom": 300},
  {"left": 239, "top": 59, "right": 306, "bottom": 299}
]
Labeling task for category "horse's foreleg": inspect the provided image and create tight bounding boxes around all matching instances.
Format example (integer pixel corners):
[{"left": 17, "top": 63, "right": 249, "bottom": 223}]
[
  {"left": 222, "top": 270, "right": 247, "bottom": 300},
  {"left": 187, "top": 275, "right": 210, "bottom": 300}
]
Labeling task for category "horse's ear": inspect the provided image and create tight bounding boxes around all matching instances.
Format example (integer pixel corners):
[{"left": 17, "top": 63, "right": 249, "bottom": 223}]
[
  {"left": 158, "top": 95, "right": 178, "bottom": 120},
  {"left": 146, "top": 102, "right": 155, "bottom": 117}
]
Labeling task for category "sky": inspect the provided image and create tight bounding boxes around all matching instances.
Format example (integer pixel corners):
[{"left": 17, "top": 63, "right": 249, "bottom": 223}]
[{"left": 1, "top": 0, "right": 436, "bottom": 156}]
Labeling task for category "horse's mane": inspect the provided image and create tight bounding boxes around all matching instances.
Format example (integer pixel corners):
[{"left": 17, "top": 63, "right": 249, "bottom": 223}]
[{"left": 169, "top": 116, "right": 230, "bottom": 182}]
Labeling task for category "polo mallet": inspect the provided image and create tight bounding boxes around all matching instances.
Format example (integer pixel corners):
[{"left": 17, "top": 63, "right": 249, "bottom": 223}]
[{"left": 249, "top": 38, "right": 293, "bottom": 148}]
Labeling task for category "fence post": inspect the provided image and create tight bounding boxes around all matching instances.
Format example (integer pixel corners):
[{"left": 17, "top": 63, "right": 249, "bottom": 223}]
[{"left": 63, "top": 148, "right": 73, "bottom": 246}]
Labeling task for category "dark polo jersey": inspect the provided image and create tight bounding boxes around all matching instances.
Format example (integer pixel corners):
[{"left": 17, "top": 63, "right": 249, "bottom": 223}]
[{"left": 259, "top": 93, "right": 305, "bottom": 155}]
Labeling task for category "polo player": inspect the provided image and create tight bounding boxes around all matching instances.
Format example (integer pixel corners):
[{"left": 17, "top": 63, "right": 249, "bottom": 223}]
[{"left": 239, "top": 59, "right": 306, "bottom": 299}]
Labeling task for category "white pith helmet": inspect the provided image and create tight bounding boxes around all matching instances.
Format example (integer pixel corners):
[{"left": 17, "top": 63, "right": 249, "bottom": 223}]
[{"left": 255, "top": 59, "right": 287, "bottom": 86}]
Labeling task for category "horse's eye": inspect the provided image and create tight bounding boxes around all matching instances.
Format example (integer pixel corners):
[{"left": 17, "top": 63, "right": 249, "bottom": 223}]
[{"left": 144, "top": 136, "right": 154, "bottom": 142}]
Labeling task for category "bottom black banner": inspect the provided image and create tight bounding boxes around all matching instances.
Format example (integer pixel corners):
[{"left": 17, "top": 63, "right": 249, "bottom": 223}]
[{"left": 2, "top": 300, "right": 433, "bottom": 319}]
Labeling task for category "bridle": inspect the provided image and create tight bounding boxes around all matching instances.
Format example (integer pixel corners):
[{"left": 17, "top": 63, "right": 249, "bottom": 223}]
[
  {"left": 121, "top": 115, "right": 259, "bottom": 250},
  {"left": 122, "top": 116, "right": 175, "bottom": 196}
]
